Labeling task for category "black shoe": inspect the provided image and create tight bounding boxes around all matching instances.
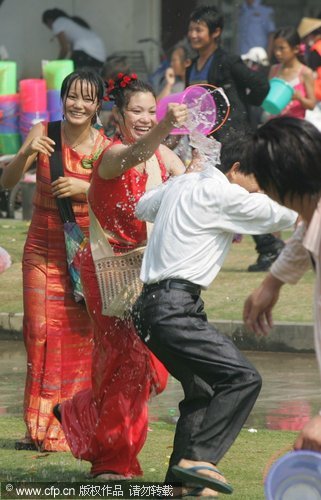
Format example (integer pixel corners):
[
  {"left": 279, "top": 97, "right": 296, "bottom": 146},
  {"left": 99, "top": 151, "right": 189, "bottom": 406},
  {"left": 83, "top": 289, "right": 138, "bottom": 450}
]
[
  {"left": 248, "top": 246, "right": 284, "bottom": 272},
  {"left": 53, "top": 404, "right": 62, "bottom": 423}
]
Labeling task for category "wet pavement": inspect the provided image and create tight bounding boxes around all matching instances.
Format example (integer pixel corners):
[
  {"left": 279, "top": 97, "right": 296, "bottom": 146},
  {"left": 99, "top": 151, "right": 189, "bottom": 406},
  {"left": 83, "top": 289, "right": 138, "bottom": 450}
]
[{"left": 1, "top": 339, "right": 321, "bottom": 431}]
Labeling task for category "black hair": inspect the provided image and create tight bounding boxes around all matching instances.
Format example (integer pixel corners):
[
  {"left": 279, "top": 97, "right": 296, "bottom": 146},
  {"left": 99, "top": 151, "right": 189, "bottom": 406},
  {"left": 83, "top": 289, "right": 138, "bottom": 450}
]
[
  {"left": 189, "top": 5, "right": 224, "bottom": 34},
  {"left": 171, "top": 42, "right": 194, "bottom": 62},
  {"left": 42, "top": 8, "right": 68, "bottom": 24},
  {"left": 218, "top": 129, "right": 251, "bottom": 173},
  {"left": 71, "top": 16, "right": 90, "bottom": 28},
  {"left": 107, "top": 75, "right": 155, "bottom": 113},
  {"left": 242, "top": 117, "right": 321, "bottom": 202},
  {"left": 274, "top": 26, "right": 301, "bottom": 47},
  {"left": 42, "top": 9, "right": 91, "bottom": 29},
  {"left": 102, "top": 56, "right": 131, "bottom": 81},
  {"left": 60, "top": 70, "right": 105, "bottom": 123},
  {"left": 309, "top": 27, "right": 321, "bottom": 37}
]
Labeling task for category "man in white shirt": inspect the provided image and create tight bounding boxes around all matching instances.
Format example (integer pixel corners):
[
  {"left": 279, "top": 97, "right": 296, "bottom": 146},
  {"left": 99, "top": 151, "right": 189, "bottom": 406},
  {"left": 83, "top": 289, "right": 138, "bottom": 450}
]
[{"left": 132, "top": 131, "right": 297, "bottom": 494}]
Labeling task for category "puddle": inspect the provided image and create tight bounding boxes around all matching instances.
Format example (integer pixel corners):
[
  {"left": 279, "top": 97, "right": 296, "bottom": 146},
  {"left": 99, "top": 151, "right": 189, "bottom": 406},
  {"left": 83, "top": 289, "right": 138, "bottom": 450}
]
[{"left": 1, "top": 340, "right": 320, "bottom": 431}]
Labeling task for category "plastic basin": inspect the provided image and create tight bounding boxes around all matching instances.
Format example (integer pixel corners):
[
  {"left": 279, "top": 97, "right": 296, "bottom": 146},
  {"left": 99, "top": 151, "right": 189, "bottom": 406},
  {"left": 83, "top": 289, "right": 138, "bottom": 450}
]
[
  {"left": 265, "top": 450, "right": 321, "bottom": 500},
  {"left": 156, "top": 85, "right": 216, "bottom": 135}
]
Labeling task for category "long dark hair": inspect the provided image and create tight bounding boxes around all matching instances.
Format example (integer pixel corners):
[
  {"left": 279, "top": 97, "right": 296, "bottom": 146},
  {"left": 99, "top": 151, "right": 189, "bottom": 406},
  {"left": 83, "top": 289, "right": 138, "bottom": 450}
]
[
  {"left": 274, "top": 26, "right": 301, "bottom": 47},
  {"left": 42, "top": 8, "right": 68, "bottom": 24},
  {"left": 42, "top": 9, "right": 90, "bottom": 28}
]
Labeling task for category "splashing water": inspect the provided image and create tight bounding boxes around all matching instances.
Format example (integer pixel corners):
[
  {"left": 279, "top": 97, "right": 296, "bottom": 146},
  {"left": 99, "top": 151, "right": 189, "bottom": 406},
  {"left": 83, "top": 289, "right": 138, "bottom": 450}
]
[
  {"left": 189, "top": 131, "right": 221, "bottom": 167},
  {"left": 184, "top": 91, "right": 215, "bottom": 134},
  {"left": 186, "top": 87, "right": 228, "bottom": 168},
  {"left": 184, "top": 86, "right": 230, "bottom": 135}
]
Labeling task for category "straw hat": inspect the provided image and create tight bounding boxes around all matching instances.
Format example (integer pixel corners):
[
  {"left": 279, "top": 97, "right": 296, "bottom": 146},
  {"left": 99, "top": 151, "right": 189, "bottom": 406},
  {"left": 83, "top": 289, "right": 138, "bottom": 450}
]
[{"left": 298, "top": 17, "right": 321, "bottom": 39}]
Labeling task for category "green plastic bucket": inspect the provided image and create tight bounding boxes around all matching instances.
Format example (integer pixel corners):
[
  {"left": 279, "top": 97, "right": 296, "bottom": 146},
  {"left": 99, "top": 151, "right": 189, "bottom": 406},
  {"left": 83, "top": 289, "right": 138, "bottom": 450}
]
[
  {"left": 0, "top": 133, "right": 22, "bottom": 154},
  {"left": 43, "top": 60, "right": 74, "bottom": 90},
  {"left": 0, "top": 61, "right": 17, "bottom": 95},
  {"left": 262, "top": 78, "right": 294, "bottom": 114}
]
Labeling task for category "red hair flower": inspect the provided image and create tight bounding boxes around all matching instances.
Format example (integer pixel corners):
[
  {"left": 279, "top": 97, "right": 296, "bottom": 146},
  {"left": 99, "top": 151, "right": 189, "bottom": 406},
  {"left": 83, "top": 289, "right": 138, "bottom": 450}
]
[{"left": 103, "top": 73, "right": 139, "bottom": 100}]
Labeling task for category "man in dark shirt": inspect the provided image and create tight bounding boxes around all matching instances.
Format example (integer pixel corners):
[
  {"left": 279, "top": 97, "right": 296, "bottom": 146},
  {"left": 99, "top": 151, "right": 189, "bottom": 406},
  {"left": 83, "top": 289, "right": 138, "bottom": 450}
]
[
  {"left": 185, "top": 5, "right": 269, "bottom": 136},
  {"left": 186, "top": 5, "right": 284, "bottom": 272}
]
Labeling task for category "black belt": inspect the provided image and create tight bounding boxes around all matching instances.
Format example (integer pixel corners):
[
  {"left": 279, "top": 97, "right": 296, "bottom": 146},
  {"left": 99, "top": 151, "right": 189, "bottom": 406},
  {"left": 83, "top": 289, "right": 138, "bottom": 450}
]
[{"left": 143, "top": 278, "right": 201, "bottom": 296}]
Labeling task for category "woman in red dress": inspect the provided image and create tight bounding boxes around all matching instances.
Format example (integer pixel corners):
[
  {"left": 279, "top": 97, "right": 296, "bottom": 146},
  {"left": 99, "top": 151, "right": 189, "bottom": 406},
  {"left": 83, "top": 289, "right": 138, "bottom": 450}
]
[
  {"left": 1, "top": 70, "right": 109, "bottom": 451},
  {"left": 59, "top": 74, "right": 188, "bottom": 478}
]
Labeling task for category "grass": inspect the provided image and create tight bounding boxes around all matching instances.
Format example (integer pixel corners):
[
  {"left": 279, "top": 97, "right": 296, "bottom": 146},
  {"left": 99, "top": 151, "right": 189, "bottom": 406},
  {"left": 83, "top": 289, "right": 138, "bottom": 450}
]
[
  {"left": 0, "top": 220, "right": 314, "bottom": 322},
  {"left": 0, "top": 222, "right": 313, "bottom": 499},
  {"left": 0, "top": 416, "right": 297, "bottom": 499}
]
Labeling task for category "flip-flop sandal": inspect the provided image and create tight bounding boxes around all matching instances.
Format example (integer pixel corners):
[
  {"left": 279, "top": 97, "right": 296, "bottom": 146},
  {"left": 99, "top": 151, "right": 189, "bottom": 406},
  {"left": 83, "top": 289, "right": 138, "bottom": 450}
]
[{"left": 171, "top": 465, "right": 233, "bottom": 494}]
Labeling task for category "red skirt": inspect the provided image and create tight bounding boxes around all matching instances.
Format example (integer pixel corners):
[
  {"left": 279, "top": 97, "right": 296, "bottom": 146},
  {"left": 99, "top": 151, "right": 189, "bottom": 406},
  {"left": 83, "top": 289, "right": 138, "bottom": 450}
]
[{"left": 61, "top": 244, "right": 168, "bottom": 476}]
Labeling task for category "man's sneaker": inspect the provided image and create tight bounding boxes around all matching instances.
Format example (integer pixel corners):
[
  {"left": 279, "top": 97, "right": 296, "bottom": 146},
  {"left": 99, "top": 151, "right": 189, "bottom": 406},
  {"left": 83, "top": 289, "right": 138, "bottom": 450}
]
[{"left": 248, "top": 244, "right": 285, "bottom": 272}]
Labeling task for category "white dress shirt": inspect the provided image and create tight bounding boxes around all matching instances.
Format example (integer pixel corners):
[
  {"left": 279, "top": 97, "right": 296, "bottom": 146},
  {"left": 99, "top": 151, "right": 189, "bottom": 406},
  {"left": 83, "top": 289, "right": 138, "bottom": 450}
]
[
  {"left": 136, "top": 168, "right": 297, "bottom": 288},
  {"left": 270, "top": 222, "right": 312, "bottom": 284}
]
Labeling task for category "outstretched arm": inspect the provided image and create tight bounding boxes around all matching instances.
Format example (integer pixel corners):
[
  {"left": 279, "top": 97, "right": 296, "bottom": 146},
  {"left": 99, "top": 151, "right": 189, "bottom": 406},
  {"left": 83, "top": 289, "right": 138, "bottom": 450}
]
[
  {"left": 98, "top": 103, "right": 188, "bottom": 180},
  {"left": 243, "top": 273, "right": 284, "bottom": 335},
  {"left": 56, "top": 31, "right": 70, "bottom": 59},
  {"left": 135, "top": 180, "right": 171, "bottom": 223},
  {"left": 243, "top": 223, "right": 312, "bottom": 335}
]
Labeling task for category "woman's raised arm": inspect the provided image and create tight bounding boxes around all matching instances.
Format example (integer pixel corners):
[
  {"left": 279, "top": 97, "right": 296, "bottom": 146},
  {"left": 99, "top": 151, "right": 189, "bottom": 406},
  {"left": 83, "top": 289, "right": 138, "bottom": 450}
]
[{"left": 98, "top": 103, "right": 188, "bottom": 180}]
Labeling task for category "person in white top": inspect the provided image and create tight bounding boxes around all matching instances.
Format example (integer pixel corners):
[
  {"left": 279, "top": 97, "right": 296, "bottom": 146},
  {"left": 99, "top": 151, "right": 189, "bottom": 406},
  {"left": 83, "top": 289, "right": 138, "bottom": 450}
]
[
  {"left": 132, "top": 130, "right": 297, "bottom": 496},
  {"left": 42, "top": 9, "right": 106, "bottom": 71},
  {"left": 242, "top": 116, "right": 321, "bottom": 454}
]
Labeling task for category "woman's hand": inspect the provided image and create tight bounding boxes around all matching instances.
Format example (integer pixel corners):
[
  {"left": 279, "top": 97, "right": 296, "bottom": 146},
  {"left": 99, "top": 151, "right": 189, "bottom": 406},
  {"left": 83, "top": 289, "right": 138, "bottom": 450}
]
[
  {"left": 292, "top": 89, "right": 302, "bottom": 102},
  {"left": 164, "top": 103, "right": 189, "bottom": 129},
  {"left": 22, "top": 136, "right": 55, "bottom": 158},
  {"left": 51, "top": 177, "right": 90, "bottom": 199}
]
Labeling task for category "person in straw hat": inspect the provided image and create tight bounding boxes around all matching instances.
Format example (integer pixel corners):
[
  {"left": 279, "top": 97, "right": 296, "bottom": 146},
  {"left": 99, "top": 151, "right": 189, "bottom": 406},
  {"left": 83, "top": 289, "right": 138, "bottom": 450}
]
[{"left": 298, "top": 17, "right": 321, "bottom": 100}]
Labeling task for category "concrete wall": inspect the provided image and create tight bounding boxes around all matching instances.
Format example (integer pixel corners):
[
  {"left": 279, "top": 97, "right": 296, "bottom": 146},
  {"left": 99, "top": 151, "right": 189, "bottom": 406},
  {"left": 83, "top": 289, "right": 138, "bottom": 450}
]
[{"left": 0, "top": 0, "right": 161, "bottom": 80}]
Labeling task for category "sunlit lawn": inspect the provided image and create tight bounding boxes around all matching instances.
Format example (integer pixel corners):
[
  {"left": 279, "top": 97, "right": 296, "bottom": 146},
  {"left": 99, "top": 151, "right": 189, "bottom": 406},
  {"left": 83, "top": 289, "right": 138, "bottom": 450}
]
[
  {"left": 0, "top": 221, "right": 314, "bottom": 322},
  {"left": 0, "top": 416, "right": 297, "bottom": 500}
]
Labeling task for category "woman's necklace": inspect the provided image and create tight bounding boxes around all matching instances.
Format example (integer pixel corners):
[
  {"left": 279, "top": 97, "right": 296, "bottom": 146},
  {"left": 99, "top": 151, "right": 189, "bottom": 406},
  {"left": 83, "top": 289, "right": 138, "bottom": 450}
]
[{"left": 63, "top": 123, "right": 95, "bottom": 151}]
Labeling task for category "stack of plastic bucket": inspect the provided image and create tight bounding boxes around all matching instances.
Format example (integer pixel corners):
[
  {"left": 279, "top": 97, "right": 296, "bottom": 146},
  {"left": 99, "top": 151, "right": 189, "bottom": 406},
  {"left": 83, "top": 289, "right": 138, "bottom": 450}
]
[
  {"left": 47, "top": 89, "right": 63, "bottom": 121},
  {"left": 0, "top": 61, "right": 21, "bottom": 155},
  {"left": 19, "top": 79, "right": 48, "bottom": 140},
  {"left": 43, "top": 60, "right": 74, "bottom": 121}
]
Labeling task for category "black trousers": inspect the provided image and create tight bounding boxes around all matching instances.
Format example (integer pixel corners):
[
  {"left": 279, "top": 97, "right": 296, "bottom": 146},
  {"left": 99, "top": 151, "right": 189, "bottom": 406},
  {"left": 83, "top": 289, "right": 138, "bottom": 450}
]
[
  {"left": 132, "top": 280, "right": 262, "bottom": 482},
  {"left": 252, "top": 234, "right": 283, "bottom": 255}
]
